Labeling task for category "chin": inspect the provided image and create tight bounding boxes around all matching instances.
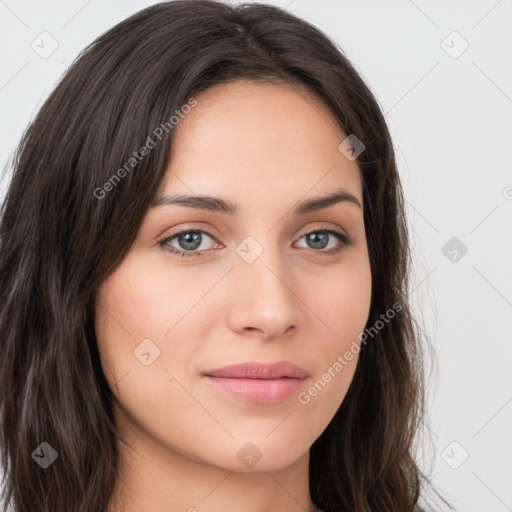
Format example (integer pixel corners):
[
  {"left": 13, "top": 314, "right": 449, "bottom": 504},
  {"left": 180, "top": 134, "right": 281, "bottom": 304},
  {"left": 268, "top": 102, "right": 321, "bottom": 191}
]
[{"left": 222, "top": 437, "right": 310, "bottom": 473}]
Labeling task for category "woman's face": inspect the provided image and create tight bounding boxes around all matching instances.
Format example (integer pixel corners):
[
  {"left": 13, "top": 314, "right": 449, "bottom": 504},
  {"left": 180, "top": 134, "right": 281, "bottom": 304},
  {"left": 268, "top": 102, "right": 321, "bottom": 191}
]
[{"left": 95, "top": 80, "right": 372, "bottom": 473}]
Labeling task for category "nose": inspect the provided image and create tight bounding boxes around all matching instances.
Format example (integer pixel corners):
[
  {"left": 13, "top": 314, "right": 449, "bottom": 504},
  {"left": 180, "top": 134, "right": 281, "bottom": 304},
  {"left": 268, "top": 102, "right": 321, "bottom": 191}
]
[{"left": 227, "top": 249, "right": 303, "bottom": 341}]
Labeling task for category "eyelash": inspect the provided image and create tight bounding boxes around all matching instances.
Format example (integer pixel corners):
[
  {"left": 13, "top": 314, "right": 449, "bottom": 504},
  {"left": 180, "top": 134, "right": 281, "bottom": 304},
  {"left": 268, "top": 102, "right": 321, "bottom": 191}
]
[{"left": 157, "top": 226, "right": 352, "bottom": 258}]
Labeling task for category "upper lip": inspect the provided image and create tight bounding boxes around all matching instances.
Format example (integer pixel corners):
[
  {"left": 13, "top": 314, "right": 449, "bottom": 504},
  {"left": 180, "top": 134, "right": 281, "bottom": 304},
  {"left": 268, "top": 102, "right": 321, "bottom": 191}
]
[{"left": 203, "top": 361, "right": 309, "bottom": 379}]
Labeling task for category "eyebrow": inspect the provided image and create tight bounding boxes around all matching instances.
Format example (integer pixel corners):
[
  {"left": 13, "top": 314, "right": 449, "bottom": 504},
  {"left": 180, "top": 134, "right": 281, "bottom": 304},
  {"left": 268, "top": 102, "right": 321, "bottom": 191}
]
[{"left": 151, "top": 187, "right": 361, "bottom": 215}]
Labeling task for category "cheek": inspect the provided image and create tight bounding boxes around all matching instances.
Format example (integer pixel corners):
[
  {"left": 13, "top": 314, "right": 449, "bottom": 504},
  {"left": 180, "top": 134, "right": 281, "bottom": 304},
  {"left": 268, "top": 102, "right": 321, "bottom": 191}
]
[
  {"left": 294, "top": 266, "right": 371, "bottom": 430},
  {"left": 300, "top": 253, "right": 371, "bottom": 405},
  {"left": 93, "top": 257, "right": 197, "bottom": 401},
  {"left": 310, "top": 253, "right": 372, "bottom": 350},
  {"left": 94, "top": 263, "right": 203, "bottom": 452},
  {"left": 95, "top": 254, "right": 207, "bottom": 346}
]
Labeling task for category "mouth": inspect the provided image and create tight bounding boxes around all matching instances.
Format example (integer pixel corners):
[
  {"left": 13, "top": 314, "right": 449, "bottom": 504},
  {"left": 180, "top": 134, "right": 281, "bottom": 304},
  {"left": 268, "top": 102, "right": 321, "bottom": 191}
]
[{"left": 202, "top": 361, "right": 309, "bottom": 404}]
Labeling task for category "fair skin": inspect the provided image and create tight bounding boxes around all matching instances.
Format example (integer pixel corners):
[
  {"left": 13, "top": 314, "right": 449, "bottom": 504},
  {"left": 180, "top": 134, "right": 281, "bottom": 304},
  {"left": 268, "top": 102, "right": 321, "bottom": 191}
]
[{"left": 96, "top": 80, "right": 372, "bottom": 512}]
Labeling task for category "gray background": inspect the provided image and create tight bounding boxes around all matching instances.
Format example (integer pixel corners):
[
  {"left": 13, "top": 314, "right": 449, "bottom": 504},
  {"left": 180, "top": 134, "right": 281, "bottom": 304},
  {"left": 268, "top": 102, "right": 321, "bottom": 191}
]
[{"left": 1, "top": 1, "right": 511, "bottom": 511}]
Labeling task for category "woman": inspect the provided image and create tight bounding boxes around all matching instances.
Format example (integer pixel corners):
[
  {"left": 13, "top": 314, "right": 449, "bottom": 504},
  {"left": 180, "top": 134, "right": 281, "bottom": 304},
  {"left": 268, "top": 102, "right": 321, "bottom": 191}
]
[{"left": 0, "top": 1, "right": 451, "bottom": 511}]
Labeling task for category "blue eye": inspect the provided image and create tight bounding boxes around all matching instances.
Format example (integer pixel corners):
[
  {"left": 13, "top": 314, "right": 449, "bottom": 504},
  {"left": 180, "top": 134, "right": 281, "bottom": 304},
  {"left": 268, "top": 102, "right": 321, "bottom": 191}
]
[
  {"left": 158, "top": 228, "right": 351, "bottom": 258},
  {"left": 294, "top": 230, "right": 350, "bottom": 253},
  {"left": 158, "top": 229, "right": 217, "bottom": 258}
]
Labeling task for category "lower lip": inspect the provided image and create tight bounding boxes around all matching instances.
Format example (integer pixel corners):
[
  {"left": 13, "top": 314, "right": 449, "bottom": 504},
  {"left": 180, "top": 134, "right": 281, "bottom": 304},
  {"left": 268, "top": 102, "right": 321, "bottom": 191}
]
[{"left": 204, "top": 376, "right": 306, "bottom": 404}]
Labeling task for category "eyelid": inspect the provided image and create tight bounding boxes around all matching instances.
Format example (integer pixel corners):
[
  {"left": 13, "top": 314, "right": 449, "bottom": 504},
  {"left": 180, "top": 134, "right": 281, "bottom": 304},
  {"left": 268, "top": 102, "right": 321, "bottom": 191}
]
[
  {"left": 160, "top": 223, "right": 218, "bottom": 240},
  {"left": 295, "top": 223, "right": 349, "bottom": 240}
]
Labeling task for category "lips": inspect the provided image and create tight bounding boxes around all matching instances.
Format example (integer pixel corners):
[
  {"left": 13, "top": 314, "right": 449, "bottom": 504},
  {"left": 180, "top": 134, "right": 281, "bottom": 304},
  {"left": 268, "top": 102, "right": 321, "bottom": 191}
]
[
  {"left": 203, "top": 361, "right": 309, "bottom": 404},
  {"left": 203, "top": 361, "right": 309, "bottom": 380}
]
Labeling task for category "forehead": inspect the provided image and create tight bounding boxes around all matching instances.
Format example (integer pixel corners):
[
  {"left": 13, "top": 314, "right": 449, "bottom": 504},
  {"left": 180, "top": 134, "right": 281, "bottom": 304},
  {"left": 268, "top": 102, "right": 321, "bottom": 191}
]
[{"left": 160, "top": 80, "right": 362, "bottom": 206}]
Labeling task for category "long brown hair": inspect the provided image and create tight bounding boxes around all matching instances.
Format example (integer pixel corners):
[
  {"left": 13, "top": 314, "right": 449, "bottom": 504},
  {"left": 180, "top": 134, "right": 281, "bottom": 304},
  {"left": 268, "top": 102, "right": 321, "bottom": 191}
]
[{"left": 0, "top": 1, "right": 450, "bottom": 510}]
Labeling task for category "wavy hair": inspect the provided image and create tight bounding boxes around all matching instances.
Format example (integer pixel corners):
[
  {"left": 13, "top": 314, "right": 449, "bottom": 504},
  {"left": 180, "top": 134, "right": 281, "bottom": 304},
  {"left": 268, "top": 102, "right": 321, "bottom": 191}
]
[{"left": 0, "top": 1, "right": 449, "bottom": 510}]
